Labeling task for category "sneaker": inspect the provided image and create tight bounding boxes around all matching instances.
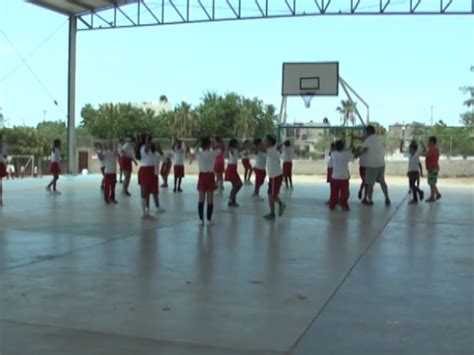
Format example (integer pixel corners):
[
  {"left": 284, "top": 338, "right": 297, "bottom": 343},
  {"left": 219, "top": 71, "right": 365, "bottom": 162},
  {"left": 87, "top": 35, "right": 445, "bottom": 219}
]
[
  {"left": 385, "top": 198, "right": 391, "bottom": 206},
  {"left": 264, "top": 213, "right": 276, "bottom": 220},
  {"left": 111, "top": 199, "right": 118, "bottom": 204},
  {"left": 436, "top": 193, "right": 442, "bottom": 200},
  {"left": 228, "top": 201, "right": 240, "bottom": 208},
  {"left": 342, "top": 206, "right": 350, "bottom": 212},
  {"left": 358, "top": 190, "right": 363, "bottom": 200},
  {"left": 408, "top": 199, "right": 418, "bottom": 205},
  {"left": 123, "top": 191, "right": 131, "bottom": 197},
  {"left": 173, "top": 188, "right": 177, "bottom": 193},
  {"left": 419, "top": 190, "right": 425, "bottom": 201},
  {"left": 425, "top": 198, "right": 436, "bottom": 203},
  {"left": 198, "top": 220, "right": 205, "bottom": 226},
  {"left": 207, "top": 220, "right": 215, "bottom": 227},
  {"left": 362, "top": 199, "right": 374, "bottom": 206},
  {"left": 178, "top": 188, "right": 183, "bottom": 193},
  {"left": 160, "top": 184, "right": 168, "bottom": 188},
  {"left": 156, "top": 207, "right": 165, "bottom": 213},
  {"left": 278, "top": 202, "right": 286, "bottom": 217}
]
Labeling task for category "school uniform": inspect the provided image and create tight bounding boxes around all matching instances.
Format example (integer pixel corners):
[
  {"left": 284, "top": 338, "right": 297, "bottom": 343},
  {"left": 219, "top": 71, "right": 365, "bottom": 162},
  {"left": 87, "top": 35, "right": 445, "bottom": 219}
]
[
  {"left": 197, "top": 149, "right": 220, "bottom": 191},
  {"left": 173, "top": 148, "right": 185, "bottom": 178},
  {"left": 138, "top": 146, "right": 155, "bottom": 187},
  {"left": 224, "top": 149, "right": 242, "bottom": 185},
  {"left": 214, "top": 144, "right": 225, "bottom": 174},
  {"left": 49, "top": 148, "right": 61, "bottom": 177},
  {"left": 120, "top": 142, "right": 135, "bottom": 172},
  {"left": 281, "top": 146, "right": 293, "bottom": 177},
  {"left": 254, "top": 151, "right": 267, "bottom": 191},
  {"left": 405, "top": 149, "right": 423, "bottom": 201},
  {"left": 103, "top": 150, "right": 118, "bottom": 202},
  {"left": 266, "top": 146, "right": 283, "bottom": 197},
  {"left": 160, "top": 156, "right": 172, "bottom": 178},
  {"left": 242, "top": 149, "right": 252, "bottom": 170},
  {"left": 329, "top": 150, "right": 353, "bottom": 210}
]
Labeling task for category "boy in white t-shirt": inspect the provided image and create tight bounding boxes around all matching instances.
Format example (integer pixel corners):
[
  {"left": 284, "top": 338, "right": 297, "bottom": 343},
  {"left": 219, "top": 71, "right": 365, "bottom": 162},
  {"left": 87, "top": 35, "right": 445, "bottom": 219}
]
[
  {"left": 103, "top": 142, "right": 118, "bottom": 204},
  {"left": 264, "top": 135, "right": 286, "bottom": 220},
  {"left": 173, "top": 139, "right": 186, "bottom": 193},
  {"left": 281, "top": 140, "right": 293, "bottom": 189},
  {"left": 329, "top": 139, "right": 353, "bottom": 211},
  {"left": 400, "top": 140, "right": 425, "bottom": 204}
]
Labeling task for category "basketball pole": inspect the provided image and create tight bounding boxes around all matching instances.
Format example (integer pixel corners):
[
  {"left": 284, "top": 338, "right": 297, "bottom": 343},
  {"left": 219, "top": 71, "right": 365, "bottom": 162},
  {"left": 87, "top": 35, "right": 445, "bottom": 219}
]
[
  {"left": 339, "top": 77, "right": 370, "bottom": 125},
  {"left": 278, "top": 96, "right": 288, "bottom": 142},
  {"left": 67, "top": 16, "right": 77, "bottom": 174}
]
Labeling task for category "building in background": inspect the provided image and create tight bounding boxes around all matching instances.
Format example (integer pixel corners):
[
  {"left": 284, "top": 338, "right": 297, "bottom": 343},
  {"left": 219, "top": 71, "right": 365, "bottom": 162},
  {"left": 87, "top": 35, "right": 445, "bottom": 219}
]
[{"left": 135, "top": 95, "right": 172, "bottom": 114}]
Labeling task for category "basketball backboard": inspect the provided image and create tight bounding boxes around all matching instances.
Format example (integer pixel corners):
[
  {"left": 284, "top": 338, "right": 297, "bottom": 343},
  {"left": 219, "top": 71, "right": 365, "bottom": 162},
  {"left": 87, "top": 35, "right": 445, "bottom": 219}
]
[{"left": 282, "top": 62, "right": 339, "bottom": 96}]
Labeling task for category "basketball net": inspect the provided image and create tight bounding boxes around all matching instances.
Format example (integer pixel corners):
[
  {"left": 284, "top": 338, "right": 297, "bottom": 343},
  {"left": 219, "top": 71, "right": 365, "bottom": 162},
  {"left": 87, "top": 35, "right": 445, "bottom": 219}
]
[{"left": 301, "top": 95, "right": 314, "bottom": 109}]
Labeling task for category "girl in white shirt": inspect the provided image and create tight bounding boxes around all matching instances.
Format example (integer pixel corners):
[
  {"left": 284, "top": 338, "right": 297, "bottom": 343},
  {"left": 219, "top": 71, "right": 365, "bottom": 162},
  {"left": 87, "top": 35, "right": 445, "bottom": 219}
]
[
  {"left": 325, "top": 142, "right": 336, "bottom": 205},
  {"left": 136, "top": 134, "right": 156, "bottom": 220},
  {"left": 172, "top": 140, "right": 186, "bottom": 193},
  {"left": 119, "top": 137, "right": 137, "bottom": 196},
  {"left": 95, "top": 142, "right": 106, "bottom": 191},
  {"left": 329, "top": 139, "right": 353, "bottom": 211},
  {"left": 400, "top": 140, "right": 425, "bottom": 204},
  {"left": 0, "top": 142, "right": 7, "bottom": 206},
  {"left": 281, "top": 140, "right": 293, "bottom": 189},
  {"left": 46, "top": 139, "right": 61, "bottom": 193},
  {"left": 252, "top": 138, "right": 267, "bottom": 200},
  {"left": 224, "top": 138, "right": 243, "bottom": 207},
  {"left": 192, "top": 136, "right": 221, "bottom": 226},
  {"left": 242, "top": 140, "right": 253, "bottom": 185}
]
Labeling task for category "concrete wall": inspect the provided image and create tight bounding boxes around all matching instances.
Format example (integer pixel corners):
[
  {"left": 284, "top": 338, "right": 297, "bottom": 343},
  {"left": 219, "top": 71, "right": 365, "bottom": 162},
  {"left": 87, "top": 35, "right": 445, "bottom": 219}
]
[{"left": 46, "top": 158, "right": 474, "bottom": 178}]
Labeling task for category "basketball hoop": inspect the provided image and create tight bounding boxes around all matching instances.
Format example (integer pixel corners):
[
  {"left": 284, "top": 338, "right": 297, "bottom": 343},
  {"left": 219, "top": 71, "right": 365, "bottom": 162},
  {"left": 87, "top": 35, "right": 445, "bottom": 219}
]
[{"left": 301, "top": 94, "right": 314, "bottom": 109}]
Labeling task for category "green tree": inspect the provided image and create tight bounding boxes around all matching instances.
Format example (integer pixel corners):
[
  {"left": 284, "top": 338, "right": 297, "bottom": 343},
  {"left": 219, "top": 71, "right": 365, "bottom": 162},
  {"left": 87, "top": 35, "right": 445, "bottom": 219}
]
[
  {"left": 234, "top": 98, "right": 259, "bottom": 138},
  {"left": 171, "top": 102, "right": 196, "bottom": 139},
  {"left": 460, "top": 86, "right": 474, "bottom": 126}
]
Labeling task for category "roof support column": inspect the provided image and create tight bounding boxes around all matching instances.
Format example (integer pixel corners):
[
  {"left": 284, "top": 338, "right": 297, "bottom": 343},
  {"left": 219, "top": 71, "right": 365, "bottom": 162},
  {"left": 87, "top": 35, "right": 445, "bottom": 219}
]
[{"left": 67, "top": 15, "right": 77, "bottom": 174}]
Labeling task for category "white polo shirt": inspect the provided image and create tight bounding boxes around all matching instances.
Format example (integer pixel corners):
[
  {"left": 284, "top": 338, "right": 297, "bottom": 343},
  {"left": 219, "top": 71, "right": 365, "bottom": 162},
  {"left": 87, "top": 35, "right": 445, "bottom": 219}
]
[
  {"left": 51, "top": 148, "right": 61, "bottom": 163},
  {"left": 153, "top": 152, "right": 163, "bottom": 175},
  {"left": 361, "top": 135, "right": 385, "bottom": 168},
  {"left": 281, "top": 146, "right": 293, "bottom": 162},
  {"left": 266, "top": 146, "right": 282, "bottom": 178},
  {"left": 228, "top": 149, "right": 238, "bottom": 165},
  {"left": 140, "top": 146, "right": 155, "bottom": 167},
  {"left": 121, "top": 142, "right": 135, "bottom": 158},
  {"left": 254, "top": 151, "right": 267, "bottom": 170},
  {"left": 173, "top": 148, "right": 184, "bottom": 166},
  {"left": 405, "top": 150, "right": 421, "bottom": 173},
  {"left": 104, "top": 150, "right": 117, "bottom": 174},
  {"left": 197, "top": 149, "right": 220, "bottom": 173},
  {"left": 331, "top": 150, "right": 353, "bottom": 180}
]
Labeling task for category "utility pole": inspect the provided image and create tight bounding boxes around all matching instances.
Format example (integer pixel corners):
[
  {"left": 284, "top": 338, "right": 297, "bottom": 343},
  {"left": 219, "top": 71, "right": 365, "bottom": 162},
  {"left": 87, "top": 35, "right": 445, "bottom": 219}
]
[{"left": 430, "top": 106, "right": 434, "bottom": 126}]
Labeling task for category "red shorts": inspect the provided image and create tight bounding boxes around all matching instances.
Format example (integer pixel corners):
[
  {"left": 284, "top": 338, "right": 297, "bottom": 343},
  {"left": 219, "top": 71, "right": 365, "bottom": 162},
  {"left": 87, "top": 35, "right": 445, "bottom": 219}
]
[
  {"left": 138, "top": 166, "right": 155, "bottom": 187},
  {"left": 283, "top": 162, "right": 292, "bottom": 177},
  {"left": 174, "top": 165, "right": 185, "bottom": 178},
  {"left": 268, "top": 175, "right": 283, "bottom": 198},
  {"left": 49, "top": 162, "right": 61, "bottom": 177},
  {"left": 197, "top": 172, "right": 216, "bottom": 192},
  {"left": 0, "top": 163, "right": 6, "bottom": 178},
  {"left": 151, "top": 174, "right": 159, "bottom": 194},
  {"left": 224, "top": 164, "right": 242, "bottom": 185},
  {"left": 242, "top": 158, "right": 252, "bottom": 170},
  {"left": 100, "top": 167, "right": 105, "bottom": 175},
  {"left": 160, "top": 161, "right": 171, "bottom": 176},
  {"left": 359, "top": 167, "right": 366, "bottom": 181},
  {"left": 121, "top": 157, "right": 133, "bottom": 172},
  {"left": 214, "top": 160, "right": 225, "bottom": 174},
  {"left": 254, "top": 168, "right": 266, "bottom": 188},
  {"left": 327, "top": 167, "right": 333, "bottom": 183}
]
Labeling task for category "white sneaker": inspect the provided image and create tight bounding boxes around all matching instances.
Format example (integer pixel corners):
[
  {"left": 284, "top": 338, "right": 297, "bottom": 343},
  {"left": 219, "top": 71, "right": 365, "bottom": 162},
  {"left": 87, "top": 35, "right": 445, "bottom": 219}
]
[
  {"left": 207, "top": 220, "right": 215, "bottom": 227},
  {"left": 156, "top": 207, "right": 166, "bottom": 213},
  {"left": 199, "top": 220, "right": 205, "bottom": 226}
]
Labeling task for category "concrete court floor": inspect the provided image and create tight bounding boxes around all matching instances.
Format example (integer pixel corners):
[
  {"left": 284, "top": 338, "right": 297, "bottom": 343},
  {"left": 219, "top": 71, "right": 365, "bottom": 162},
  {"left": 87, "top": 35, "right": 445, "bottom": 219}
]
[{"left": 0, "top": 175, "right": 472, "bottom": 355}]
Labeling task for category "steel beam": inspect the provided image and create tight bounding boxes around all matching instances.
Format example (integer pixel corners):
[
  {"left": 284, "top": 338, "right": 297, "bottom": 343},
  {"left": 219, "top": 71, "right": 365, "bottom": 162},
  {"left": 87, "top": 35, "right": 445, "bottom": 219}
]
[{"left": 67, "top": 16, "right": 77, "bottom": 174}]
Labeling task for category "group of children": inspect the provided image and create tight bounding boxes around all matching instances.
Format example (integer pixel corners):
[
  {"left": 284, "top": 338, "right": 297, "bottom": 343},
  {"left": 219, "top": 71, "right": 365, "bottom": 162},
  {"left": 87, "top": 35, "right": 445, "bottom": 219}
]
[
  {"left": 0, "top": 128, "right": 442, "bottom": 225},
  {"left": 325, "top": 125, "right": 442, "bottom": 211}
]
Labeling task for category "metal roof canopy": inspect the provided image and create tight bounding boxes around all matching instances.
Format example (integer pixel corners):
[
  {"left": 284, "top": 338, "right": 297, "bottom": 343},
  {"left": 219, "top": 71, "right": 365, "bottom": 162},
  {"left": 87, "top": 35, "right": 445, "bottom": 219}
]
[
  {"left": 27, "top": 0, "right": 138, "bottom": 17},
  {"left": 26, "top": 0, "right": 474, "bottom": 174}
]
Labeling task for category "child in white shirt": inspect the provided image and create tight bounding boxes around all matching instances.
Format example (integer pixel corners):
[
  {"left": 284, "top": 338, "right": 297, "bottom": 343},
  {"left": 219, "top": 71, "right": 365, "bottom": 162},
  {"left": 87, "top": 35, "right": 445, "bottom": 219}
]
[{"left": 329, "top": 139, "right": 353, "bottom": 211}]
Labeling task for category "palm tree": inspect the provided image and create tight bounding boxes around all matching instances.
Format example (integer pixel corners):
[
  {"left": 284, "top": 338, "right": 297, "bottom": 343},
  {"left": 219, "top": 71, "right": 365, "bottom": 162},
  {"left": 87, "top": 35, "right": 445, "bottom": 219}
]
[
  {"left": 171, "top": 102, "right": 196, "bottom": 139},
  {"left": 336, "top": 100, "right": 357, "bottom": 127},
  {"left": 235, "top": 102, "right": 258, "bottom": 138}
]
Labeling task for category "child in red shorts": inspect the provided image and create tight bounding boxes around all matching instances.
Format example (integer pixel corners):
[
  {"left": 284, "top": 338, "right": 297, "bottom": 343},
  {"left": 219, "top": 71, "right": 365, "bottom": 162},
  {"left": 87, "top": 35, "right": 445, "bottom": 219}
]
[
  {"left": 252, "top": 138, "right": 267, "bottom": 200},
  {"left": 242, "top": 140, "right": 253, "bottom": 185},
  {"left": 193, "top": 137, "right": 221, "bottom": 226},
  {"left": 264, "top": 135, "right": 286, "bottom": 220},
  {"left": 224, "top": 138, "right": 243, "bottom": 207},
  {"left": 281, "top": 140, "right": 293, "bottom": 189},
  {"left": 46, "top": 139, "right": 62, "bottom": 194}
]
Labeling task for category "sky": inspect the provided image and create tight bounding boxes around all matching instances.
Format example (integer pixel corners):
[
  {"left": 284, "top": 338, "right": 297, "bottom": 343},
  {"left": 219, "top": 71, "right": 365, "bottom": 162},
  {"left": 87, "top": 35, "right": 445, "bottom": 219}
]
[{"left": 0, "top": 0, "right": 473, "bottom": 129}]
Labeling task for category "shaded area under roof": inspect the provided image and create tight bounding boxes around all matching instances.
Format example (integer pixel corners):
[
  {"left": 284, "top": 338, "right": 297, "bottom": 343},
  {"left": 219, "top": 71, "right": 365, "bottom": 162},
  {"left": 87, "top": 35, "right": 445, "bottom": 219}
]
[{"left": 27, "top": 0, "right": 138, "bottom": 16}]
